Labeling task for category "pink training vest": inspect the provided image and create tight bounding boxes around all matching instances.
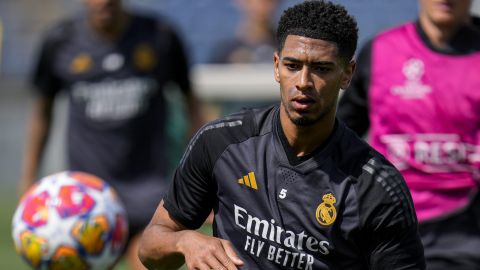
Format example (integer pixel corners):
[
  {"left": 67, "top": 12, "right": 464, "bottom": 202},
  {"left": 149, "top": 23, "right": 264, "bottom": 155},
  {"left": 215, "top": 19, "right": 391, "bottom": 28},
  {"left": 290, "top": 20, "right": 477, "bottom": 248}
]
[{"left": 369, "top": 22, "right": 480, "bottom": 221}]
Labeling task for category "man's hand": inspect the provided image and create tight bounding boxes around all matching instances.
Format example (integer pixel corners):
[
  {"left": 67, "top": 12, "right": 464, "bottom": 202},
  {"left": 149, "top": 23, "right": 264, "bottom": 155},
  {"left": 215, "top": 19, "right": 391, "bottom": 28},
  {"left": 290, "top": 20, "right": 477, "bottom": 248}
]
[
  {"left": 178, "top": 231, "right": 244, "bottom": 270},
  {"left": 139, "top": 201, "right": 244, "bottom": 269}
]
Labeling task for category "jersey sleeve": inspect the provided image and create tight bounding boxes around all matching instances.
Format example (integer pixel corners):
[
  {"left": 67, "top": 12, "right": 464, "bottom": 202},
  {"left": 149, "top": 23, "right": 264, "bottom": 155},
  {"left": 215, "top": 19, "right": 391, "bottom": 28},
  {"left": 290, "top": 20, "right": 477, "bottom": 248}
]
[
  {"left": 163, "top": 109, "right": 256, "bottom": 229},
  {"left": 30, "top": 22, "right": 67, "bottom": 97},
  {"left": 356, "top": 159, "right": 425, "bottom": 269},
  {"left": 337, "top": 40, "right": 372, "bottom": 137},
  {"left": 163, "top": 124, "right": 217, "bottom": 229},
  {"left": 157, "top": 22, "right": 192, "bottom": 96}
]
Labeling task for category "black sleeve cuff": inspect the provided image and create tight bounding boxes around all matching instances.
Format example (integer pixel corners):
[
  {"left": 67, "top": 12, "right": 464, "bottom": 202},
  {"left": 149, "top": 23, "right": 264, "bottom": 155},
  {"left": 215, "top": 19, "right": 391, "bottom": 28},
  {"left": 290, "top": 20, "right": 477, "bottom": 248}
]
[{"left": 163, "top": 197, "right": 205, "bottom": 230}]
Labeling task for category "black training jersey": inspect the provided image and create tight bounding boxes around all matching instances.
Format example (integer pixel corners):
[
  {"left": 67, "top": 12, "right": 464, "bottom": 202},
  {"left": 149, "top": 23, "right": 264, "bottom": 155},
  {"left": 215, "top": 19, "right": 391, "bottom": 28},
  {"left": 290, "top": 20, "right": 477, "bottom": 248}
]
[
  {"left": 164, "top": 105, "right": 425, "bottom": 269},
  {"left": 31, "top": 13, "right": 191, "bottom": 184}
]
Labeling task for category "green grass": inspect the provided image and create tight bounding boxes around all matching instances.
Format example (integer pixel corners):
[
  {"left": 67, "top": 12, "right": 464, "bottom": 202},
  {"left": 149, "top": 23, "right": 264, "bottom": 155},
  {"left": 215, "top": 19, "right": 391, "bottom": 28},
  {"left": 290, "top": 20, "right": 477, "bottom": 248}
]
[{"left": 0, "top": 195, "right": 29, "bottom": 270}]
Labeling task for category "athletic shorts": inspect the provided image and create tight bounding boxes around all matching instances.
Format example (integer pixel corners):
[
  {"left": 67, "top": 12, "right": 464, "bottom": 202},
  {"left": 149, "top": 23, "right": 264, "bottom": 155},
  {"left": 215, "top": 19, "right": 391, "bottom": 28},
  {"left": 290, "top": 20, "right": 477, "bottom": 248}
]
[
  {"left": 108, "top": 176, "right": 168, "bottom": 241},
  {"left": 419, "top": 194, "right": 480, "bottom": 270}
]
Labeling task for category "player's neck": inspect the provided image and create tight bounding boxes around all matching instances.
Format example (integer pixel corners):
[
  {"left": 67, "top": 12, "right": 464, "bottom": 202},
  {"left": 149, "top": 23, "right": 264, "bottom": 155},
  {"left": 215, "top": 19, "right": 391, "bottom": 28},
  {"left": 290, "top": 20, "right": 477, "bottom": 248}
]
[
  {"left": 279, "top": 110, "right": 335, "bottom": 158},
  {"left": 419, "top": 14, "right": 468, "bottom": 50},
  {"left": 89, "top": 11, "right": 130, "bottom": 41}
]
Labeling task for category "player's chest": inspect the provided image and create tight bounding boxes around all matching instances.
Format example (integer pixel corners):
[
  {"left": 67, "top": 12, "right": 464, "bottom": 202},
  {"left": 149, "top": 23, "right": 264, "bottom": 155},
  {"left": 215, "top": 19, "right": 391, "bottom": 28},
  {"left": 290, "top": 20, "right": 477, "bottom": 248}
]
[
  {"left": 370, "top": 52, "right": 480, "bottom": 128},
  {"left": 214, "top": 151, "right": 356, "bottom": 231},
  {"left": 212, "top": 140, "right": 361, "bottom": 268},
  {"left": 53, "top": 37, "right": 163, "bottom": 83}
]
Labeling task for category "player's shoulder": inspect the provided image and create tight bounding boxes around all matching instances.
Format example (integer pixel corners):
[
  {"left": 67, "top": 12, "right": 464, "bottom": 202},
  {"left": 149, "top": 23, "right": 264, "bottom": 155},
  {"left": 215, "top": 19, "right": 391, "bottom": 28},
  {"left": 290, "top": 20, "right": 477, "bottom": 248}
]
[
  {"left": 129, "top": 12, "right": 160, "bottom": 26},
  {"left": 128, "top": 11, "right": 176, "bottom": 35},
  {"left": 354, "top": 23, "right": 413, "bottom": 69},
  {"left": 196, "top": 105, "right": 276, "bottom": 144},
  {"left": 356, "top": 155, "right": 405, "bottom": 190},
  {"left": 337, "top": 130, "right": 418, "bottom": 227},
  {"left": 341, "top": 130, "right": 415, "bottom": 220},
  {"left": 337, "top": 123, "right": 407, "bottom": 191},
  {"left": 356, "top": 156, "right": 418, "bottom": 228},
  {"left": 374, "top": 21, "right": 413, "bottom": 44},
  {"left": 356, "top": 22, "right": 410, "bottom": 51},
  {"left": 179, "top": 105, "right": 276, "bottom": 168},
  {"left": 336, "top": 123, "right": 382, "bottom": 173},
  {"left": 41, "top": 16, "right": 80, "bottom": 45}
]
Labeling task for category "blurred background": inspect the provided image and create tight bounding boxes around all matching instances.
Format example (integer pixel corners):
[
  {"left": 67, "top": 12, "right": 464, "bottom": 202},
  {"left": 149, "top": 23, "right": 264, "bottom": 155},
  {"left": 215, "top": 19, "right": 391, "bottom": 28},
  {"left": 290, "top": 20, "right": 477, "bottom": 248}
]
[{"left": 1, "top": 0, "right": 479, "bottom": 269}]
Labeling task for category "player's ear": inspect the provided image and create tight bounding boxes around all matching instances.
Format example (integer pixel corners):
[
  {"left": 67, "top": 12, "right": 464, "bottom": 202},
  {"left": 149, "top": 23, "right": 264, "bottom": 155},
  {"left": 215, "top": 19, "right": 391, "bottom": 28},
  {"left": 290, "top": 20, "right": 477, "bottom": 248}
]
[
  {"left": 274, "top": 51, "right": 280, "bottom": 83},
  {"left": 340, "top": 60, "right": 356, "bottom": 90}
]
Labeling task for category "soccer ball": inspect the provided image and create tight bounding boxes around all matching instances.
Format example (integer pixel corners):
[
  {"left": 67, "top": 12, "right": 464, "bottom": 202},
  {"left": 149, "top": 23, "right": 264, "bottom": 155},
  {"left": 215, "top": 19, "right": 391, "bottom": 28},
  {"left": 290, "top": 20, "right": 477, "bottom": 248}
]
[{"left": 12, "top": 171, "right": 129, "bottom": 270}]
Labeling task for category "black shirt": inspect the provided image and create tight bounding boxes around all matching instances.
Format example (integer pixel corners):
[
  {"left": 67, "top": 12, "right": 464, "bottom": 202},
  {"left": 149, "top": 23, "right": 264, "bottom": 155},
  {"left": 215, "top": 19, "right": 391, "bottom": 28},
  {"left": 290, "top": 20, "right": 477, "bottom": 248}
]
[
  {"left": 31, "top": 13, "right": 191, "bottom": 184},
  {"left": 164, "top": 105, "right": 425, "bottom": 269}
]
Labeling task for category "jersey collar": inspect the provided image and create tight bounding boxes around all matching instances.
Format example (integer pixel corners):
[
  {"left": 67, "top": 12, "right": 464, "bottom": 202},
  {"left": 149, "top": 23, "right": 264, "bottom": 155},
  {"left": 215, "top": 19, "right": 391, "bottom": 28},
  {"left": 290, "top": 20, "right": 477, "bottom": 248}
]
[
  {"left": 415, "top": 18, "right": 480, "bottom": 55},
  {"left": 274, "top": 108, "right": 342, "bottom": 168}
]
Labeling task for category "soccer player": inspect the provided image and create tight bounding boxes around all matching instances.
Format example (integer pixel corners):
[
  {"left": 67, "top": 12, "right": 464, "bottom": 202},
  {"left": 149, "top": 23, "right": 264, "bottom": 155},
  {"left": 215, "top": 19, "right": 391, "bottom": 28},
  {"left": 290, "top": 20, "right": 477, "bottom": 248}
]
[
  {"left": 208, "top": 0, "right": 279, "bottom": 64},
  {"left": 20, "top": 0, "right": 202, "bottom": 269},
  {"left": 139, "top": 1, "right": 425, "bottom": 269},
  {"left": 338, "top": 0, "right": 480, "bottom": 269}
]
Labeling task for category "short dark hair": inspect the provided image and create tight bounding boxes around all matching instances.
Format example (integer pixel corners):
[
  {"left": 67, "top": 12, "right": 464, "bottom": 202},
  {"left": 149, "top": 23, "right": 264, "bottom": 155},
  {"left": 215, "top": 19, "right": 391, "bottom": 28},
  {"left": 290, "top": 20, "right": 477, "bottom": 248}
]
[{"left": 276, "top": 0, "right": 358, "bottom": 63}]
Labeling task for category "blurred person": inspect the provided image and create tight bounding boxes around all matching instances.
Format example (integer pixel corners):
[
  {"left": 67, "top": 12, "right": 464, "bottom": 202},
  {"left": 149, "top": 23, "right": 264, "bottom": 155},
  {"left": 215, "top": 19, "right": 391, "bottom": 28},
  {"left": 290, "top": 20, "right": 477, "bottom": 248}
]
[
  {"left": 19, "top": 0, "right": 203, "bottom": 269},
  {"left": 138, "top": 1, "right": 425, "bottom": 269},
  {"left": 206, "top": 0, "right": 280, "bottom": 123},
  {"left": 0, "top": 16, "right": 3, "bottom": 72},
  {"left": 209, "top": 0, "right": 279, "bottom": 64},
  {"left": 338, "top": 0, "right": 480, "bottom": 269}
]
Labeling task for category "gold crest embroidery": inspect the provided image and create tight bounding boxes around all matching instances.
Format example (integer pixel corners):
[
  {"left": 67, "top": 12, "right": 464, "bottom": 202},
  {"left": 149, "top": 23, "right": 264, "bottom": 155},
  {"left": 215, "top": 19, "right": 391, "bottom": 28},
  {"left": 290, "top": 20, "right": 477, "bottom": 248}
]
[
  {"left": 133, "top": 43, "right": 156, "bottom": 71},
  {"left": 316, "top": 193, "right": 337, "bottom": 226},
  {"left": 70, "top": 53, "right": 93, "bottom": 74}
]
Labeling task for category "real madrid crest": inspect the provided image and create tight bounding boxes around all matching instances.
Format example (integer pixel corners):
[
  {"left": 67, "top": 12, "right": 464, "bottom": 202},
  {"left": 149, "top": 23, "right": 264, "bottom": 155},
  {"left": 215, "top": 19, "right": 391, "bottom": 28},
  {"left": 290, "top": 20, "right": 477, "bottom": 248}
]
[
  {"left": 70, "top": 53, "right": 93, "bottom": 74},
  {"left": 316, "top": 193, "right": 337, "bottom": 226},
  {"left": 133, "top": 43, "right": 157, "bottom": 71}
]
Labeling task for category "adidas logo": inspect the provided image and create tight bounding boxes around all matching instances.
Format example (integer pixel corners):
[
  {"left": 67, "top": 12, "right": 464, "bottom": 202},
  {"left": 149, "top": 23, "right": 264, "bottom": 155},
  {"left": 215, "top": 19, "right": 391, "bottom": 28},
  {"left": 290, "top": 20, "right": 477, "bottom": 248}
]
[{"left": 238, "top": 172, "right": 258, "bottom": 189}]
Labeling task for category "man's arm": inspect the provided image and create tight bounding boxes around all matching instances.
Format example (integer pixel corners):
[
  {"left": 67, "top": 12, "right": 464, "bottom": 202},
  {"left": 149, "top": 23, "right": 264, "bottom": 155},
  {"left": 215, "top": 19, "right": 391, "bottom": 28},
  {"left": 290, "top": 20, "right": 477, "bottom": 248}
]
[
  {"left": 356, "top": 163, "right": 425, "bottom": 269},
  {"left": 138, "top": 200, "right": 244, "bottom": 270},
  {"left": 368, "top": 223, "right": 425, "bottom": 269},
  {"left": 163, "top": 23, "right": 205, "bottom": 137},
  {"left": 19, "top": 96, "right": 54, "bottom": 196},
  {"left": 19, "top": 20, "right": 65, "bottom": 196},
  {"left": 184, "top": 92, "right": 205, "bottom": 138}
]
